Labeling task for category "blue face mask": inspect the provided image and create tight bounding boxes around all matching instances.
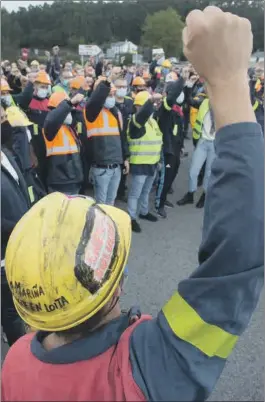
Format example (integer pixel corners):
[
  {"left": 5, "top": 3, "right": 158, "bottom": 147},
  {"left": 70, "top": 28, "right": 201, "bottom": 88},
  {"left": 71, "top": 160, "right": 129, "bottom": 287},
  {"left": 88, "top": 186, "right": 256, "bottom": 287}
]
[
  {"left": 116, "top": 88, "right": 127, "bottom": 98},
  {"left": 104, "top": 97, "right": 116, "bottom": 109},
  {"left": 62, "top": 79, "right": 69, "bottom": 88},
  {"left": 162, "top": 68, "right": 170, "bottom": 76}
]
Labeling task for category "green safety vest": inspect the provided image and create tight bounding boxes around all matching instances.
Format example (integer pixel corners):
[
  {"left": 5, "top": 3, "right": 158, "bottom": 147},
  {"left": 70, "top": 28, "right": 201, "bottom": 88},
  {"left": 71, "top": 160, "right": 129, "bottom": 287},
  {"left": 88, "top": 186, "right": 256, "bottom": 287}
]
[
  {"left": 128, "top": 115, "right": 163, "bottom": 165},
  {"left": 192, "top": 98, "right": 210, "bottom": 140}
]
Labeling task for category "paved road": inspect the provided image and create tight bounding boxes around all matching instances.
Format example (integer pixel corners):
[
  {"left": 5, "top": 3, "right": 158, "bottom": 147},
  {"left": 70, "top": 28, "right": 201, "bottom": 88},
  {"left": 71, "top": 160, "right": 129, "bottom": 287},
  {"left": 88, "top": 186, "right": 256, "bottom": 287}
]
[{"left": 1, "top": 139, "right": 263, "bottom": 401}]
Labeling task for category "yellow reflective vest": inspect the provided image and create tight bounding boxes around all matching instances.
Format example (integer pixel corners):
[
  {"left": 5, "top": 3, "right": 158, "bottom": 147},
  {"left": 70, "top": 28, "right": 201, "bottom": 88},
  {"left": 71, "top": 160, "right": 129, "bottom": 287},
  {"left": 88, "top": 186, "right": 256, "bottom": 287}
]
[
  {"left": 128, "top": 116, "right": 163, "bottom": 165},
  {"left": 192, "top": 99, "right": 210, "bottom": 141}
]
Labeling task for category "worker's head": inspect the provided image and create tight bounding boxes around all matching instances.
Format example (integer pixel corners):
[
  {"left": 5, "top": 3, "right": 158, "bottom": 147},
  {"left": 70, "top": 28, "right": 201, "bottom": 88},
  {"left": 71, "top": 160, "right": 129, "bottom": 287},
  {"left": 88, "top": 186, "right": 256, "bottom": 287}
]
[
  {"left": 84, "top": 63, "right": 95, "bottom": 78},
  {"left": 48, "top": 92, "right": 72, "bottom": 125},
  {"left": 114, "top": 78, "right": 128, "bottom": 100},
  {"left": 161, "top": 59, "right": 172, "bottom": 77},
  {"left": 74, "top": 64, "right": 84, "bottom": 77},
  {"left": 39, "top": 64, "right": 47, "bottom": 72},
  {"left": 255, "top": 64, "right": 264, "bottom": 81},
  {"left": 5, "top": 193, "right": 131, "bottom": 339},
  {"left": 133, "top": 90, "right": 150, "bottom": 112},
  {"left": 132, "top": 77, "right": 146, "bottom": 93},
  {"left": 34, "top": 71, "right": 51, "bottom": 99},
  {"left": 30, "top": 60, "right": 40, "bottom": 73},
  {"left": 60, "top": 69, "right": 73, "bottom": 88},
  {"left": 1, "top": 79, "right": 13, "bottom": 107},
  {"left": 64, "top": 61, "right": 73, "bottom": 72},
  {"left": 111, "top": 66, "right": 122, "bottom": 81}
]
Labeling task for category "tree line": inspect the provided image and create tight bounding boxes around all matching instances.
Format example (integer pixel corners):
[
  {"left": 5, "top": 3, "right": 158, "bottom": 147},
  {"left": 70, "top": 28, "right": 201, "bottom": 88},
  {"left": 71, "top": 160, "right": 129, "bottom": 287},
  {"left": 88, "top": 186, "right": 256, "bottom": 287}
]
[{"left": 2, "top": 0, "right": 264, "bottom": 60}]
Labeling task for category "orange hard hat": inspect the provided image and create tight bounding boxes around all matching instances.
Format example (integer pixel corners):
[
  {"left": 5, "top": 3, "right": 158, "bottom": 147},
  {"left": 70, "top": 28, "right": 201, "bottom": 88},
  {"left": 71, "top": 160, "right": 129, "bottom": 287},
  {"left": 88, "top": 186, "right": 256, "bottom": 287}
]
[
  {"left": 35, "top": 71, "right": 51, "bottom": 85},
  {"left": 1, "top": 78, "right": 12, "bottom": 92},
  {"left": 70, "top": 76, "right": 86, "bottom": 90},
  {"left": 48, "top": 92, "right": 69, "bottom": 108},
  {"left": 132, "top": 77, "right": 145, "bottom": 87}
]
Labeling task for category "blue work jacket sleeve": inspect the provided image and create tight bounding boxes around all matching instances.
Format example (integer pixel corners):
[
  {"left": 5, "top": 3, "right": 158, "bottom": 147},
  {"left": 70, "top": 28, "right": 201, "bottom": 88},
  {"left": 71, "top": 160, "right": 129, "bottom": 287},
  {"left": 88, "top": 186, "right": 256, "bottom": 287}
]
[{"left": 129, "top": 122, "right": 264, "bottom": 401}]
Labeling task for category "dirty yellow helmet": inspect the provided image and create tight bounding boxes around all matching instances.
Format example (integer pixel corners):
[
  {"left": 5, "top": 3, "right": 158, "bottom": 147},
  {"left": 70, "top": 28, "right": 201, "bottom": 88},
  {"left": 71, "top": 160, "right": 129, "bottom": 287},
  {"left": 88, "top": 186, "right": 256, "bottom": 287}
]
[
  {"left": 134, "top": 90, "right": 150, "bottom": 106},
  {"left": 162, "top": 59, "right": 172, "bottom": 69},
  {"left": 6, "top": 105, "right": 33, "bottom": 127},
  {"left": 5, "top": 193, "right": 131, "bottom": 332}
]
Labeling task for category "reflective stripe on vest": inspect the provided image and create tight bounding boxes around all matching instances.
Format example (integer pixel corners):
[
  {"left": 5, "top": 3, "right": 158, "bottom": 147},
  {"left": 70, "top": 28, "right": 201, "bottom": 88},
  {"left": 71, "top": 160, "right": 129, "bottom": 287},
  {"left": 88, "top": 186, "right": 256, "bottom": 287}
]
[
  {"left": 163, "top": 97, "right": 171, "bottom": 111},
  {"left": 192, "top": 99, "right": 210, "bottom": 140},
  {"left": 43, "top": 126, "right": 78, "bottom": 157},
  {"left": 253, "top": 100, "right": 259, "bottom": 111},
  {"left": 33, "top": 124, "right": 38, "bottom": 135},
  {"left": 77, "top": 122, "right": 82, "bottom": 134},
  {"left": 85, "top": 109, "right": 122, "bottom": 138},
  {"left": 128, "top": 118, "right": 163, "bottom": 165}
]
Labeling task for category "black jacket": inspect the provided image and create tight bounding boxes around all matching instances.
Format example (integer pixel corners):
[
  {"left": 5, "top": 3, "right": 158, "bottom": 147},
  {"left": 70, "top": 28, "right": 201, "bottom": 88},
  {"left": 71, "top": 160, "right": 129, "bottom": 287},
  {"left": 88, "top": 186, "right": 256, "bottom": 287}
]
[
  {"left": 84, "top": 82, "right": 125, "bottom": 165},
  {"left": 155, "top": 78, "right": 185, "bottom": 155},
  {"left": 1, "top": 148, "right": 31, "bottom": 266},
  {"left": 43, "top": 101, "right": 84, "bottom": 186}
]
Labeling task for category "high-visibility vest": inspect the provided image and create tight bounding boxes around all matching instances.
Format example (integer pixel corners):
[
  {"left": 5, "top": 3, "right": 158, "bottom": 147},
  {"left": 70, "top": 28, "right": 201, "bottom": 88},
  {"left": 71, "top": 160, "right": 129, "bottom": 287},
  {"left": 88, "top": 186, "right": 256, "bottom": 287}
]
[
  {"left": 128, "top": 116, "right": 163, "bottom": 165},
  {"left": 253, "top": 100, "right": 259, "bottom": 111},
  {"left": 192, "top": 99, "right": 210, "bottom": 141},
  {"left": 190, "top": 93, "right": 207, "bottom": 129},
  {"left": 84, "top": 108, "right": 123, "bottom": 138},
  {"left": 43, "top": 126, "right": 79, "bottom": 157}
]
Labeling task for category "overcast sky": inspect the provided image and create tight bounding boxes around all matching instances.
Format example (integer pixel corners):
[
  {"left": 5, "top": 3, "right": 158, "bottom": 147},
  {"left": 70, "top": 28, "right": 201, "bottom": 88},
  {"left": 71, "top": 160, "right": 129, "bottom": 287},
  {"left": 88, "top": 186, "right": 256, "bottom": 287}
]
[{"left": 2, "top": 1, "right": 54, "bottom": 12}]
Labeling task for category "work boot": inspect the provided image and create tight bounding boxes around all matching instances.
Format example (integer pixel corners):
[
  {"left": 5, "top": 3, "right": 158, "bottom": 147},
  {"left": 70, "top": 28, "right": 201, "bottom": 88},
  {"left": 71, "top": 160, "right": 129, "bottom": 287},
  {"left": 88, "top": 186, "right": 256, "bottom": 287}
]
[
  {"left": 165, "top": 200, "right": 174, "bottom": 208},
  {"left": 157, "top": 207, "right": 167, "bottom": 219},
  {"left": 177, "top": 192, "right": 194, "bottom": 206},
  {"left": 131, "top": 220, "right": 142, "bottom": 233},
  {"left": 139, "top": 212, "right": 158, "bottom": 222},
  {"left": 196, "top": 192, "right": 205, "bottom": 209}
]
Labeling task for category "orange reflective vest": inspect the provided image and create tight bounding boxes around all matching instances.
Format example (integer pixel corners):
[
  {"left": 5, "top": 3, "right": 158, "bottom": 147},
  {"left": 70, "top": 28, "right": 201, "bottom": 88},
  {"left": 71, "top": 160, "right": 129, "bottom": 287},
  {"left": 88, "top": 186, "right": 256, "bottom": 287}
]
[
  {"left": 43, "top": 126, "right": 79, "bottom": 157},
  {"left": 84, "top": 108, "right": 123, "bottom": 138}
]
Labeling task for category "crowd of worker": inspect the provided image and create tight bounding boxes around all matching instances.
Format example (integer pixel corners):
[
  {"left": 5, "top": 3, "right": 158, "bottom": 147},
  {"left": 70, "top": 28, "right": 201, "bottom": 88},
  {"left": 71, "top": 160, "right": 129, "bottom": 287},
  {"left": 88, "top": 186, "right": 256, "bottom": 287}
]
[{"left": 1, "top": 6, "right": 264, "bottom": 402}]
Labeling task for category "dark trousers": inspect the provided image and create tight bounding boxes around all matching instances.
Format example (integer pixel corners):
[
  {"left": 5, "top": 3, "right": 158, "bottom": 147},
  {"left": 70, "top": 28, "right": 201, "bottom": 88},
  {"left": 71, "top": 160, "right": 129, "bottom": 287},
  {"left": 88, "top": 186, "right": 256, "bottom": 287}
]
[
  {"left": 183, "top": 106, "right": 190, "bottom": 136},
  {"left": 159, "top": 149, "right": 181, "bottom": 208},
  {"left": 118, "top": 173, "right": 127, "bottom": 197},
  {"left": 1, "top": 272, "right": 26, "bottom": 346}
]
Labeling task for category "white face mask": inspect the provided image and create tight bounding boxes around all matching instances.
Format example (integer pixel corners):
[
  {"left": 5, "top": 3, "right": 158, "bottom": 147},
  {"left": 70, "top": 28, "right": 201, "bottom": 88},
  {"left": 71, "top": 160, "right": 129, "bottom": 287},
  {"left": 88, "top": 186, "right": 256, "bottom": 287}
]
[
  {"left": 37, "top": 88, "right": 48, "bottom": 99},
  {"left": 176, "top": 92, "right": 185, "bottom": 105},
  {"left": 116, "top": 88, "right": 127, "bottom": 98},
  {"left": 104, "top": 97, "right": 116, "bottom": 109},
  {"left": 2, "top": 94, "right": 12, "bottom": 107},
  {"left": 64, "top": 113, "right": 73, "bottom": 125}
]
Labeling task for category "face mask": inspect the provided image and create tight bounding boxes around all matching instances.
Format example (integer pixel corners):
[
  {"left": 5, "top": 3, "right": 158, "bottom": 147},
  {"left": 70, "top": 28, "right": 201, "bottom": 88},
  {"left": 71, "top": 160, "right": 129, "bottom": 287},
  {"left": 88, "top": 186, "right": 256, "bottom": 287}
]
[
  {"left": 64, "top": 113, "right": 73, "bottom": 125},
  {"left": 1, "top": 120, "right": 13, "bottom": 146},
  {"left": 162, "top": 68, "right": 170, "bottom": 76},
  {"left": 37, "top": 88, "right": 48, "bottom": 99},
  {"left": 104, "top": 97, "right": 116, "bottom": 109},
  {"left": 116, "top": 88, "right": 127, "bottom": 98},
  {"left": 1, "top": 95, "right": 12, "bottom": 107},
  {"left": 62, "top": 79, "right": 69, "bottom": 87},
  {"left": 176, "top": 92, "right": 185, "bottom": 105}
]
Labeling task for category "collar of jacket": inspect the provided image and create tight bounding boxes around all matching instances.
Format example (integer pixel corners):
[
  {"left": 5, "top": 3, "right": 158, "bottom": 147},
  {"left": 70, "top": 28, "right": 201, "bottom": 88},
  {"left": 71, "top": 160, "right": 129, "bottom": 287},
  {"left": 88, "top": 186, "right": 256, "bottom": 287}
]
[{"left": 30, "top": 307, "right": 141, "bottom": 364}]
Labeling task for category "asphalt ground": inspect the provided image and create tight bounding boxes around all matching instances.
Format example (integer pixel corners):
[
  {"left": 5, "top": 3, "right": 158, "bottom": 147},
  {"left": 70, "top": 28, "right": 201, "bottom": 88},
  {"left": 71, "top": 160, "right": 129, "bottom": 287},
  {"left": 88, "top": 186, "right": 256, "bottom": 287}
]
[{"left": 1, "top": 138, "right": 264, "bottom": 401}]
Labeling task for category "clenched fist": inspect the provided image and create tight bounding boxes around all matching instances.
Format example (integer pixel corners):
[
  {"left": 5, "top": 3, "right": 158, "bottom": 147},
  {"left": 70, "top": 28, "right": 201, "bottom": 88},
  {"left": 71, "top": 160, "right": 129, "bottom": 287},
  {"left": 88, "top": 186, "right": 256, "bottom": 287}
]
[{"left": 183, "top": 6, "right": 253, "bottom": 88}]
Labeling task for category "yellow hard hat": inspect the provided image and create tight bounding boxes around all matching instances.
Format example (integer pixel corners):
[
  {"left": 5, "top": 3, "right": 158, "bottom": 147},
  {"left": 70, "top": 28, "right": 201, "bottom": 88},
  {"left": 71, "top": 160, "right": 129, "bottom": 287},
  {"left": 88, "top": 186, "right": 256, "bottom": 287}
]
[
  {"left": 31, "top": 60, "right": 39, "bottom": 66},
  {"left": 162, "top": 59, "right": 172, "bottom": 68},
  {"left": 5, "top": 193, "right": 131, "bottom": 332},
  {"left": 134, "top": 91, "right": 150, "bottom": 106},
  {"left": 6, "top": 105, "right": 33, "bottom": 127}
]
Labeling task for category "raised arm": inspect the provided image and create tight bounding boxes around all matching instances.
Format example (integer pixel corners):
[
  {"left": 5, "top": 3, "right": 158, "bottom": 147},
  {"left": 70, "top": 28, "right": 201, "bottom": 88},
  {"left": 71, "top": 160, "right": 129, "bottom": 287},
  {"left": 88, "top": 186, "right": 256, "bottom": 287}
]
[{"left": 128, "top": 7, "right": 264, "bottom": 401}]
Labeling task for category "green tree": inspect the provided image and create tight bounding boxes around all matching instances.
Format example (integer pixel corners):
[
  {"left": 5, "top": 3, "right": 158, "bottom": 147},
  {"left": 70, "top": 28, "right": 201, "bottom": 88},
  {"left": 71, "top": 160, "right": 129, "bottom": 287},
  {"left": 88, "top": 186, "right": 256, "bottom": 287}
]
[{"left": 141, "top": 8, "right": 184, "bottom": 58}]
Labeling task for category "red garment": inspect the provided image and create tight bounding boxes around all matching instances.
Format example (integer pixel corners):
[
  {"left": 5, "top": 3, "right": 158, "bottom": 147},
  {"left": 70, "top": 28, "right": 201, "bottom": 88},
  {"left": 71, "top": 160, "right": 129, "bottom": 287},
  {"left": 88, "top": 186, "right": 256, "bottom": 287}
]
[
  {"left": 172, "top": 104, "right": 183, "bottom": 117},
  {"left": 29, "top": 98, "right": 49, "bottom": 112},
  {"left": 2, "top": 316, "right": 151, "bottom": 402}
]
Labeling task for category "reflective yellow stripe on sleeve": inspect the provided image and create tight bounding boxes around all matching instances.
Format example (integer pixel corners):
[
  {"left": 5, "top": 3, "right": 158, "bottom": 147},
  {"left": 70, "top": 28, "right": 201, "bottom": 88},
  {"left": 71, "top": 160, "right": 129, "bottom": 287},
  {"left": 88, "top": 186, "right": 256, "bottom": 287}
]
[
  {"left": 77, "top": 122, "right": 82, "bottom": 134},
  {"left": 28, "top": 186, "right": 35, "bottom": 203},
  {"left": 33, "top": 124, "right": 38, "bottom": 136},
  {"left": 162, "top": 291, "right": 238, "bottom": 359},
  {"left": 163, "top": 97, "right": 171, "bottom": 111},
  {"left": 132, "top": 114, "right": 142, "bottom": 129},
  {"left": 253, "top": 100, "right": 259, "bottom": 111}
]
